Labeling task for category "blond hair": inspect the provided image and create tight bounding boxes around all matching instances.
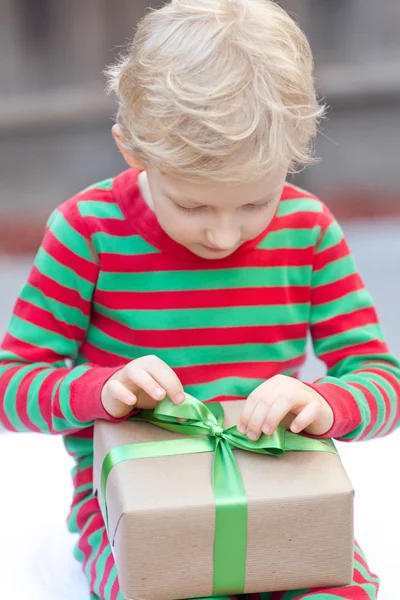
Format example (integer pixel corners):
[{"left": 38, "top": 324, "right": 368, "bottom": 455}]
[{"left": 106, "top": 0, "right": 325, "bottom": 182}]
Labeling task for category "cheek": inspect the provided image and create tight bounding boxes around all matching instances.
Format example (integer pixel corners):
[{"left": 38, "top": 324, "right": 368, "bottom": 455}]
[
  {"left": 245, "top": 209, "right": 276, "bottom": 236},
  {"left": 155, "top": 205, "right": 201, "bottom": 242}
]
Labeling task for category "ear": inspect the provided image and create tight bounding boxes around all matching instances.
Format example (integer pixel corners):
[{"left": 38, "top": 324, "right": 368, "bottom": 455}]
[{"left": 112, "top": 124, "right": 146, "bottom": 170}]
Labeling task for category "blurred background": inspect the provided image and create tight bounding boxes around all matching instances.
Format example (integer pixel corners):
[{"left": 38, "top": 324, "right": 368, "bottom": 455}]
[
  {"left": 0, "top": 2, "right": 399, "bottom": 599},
  {"left": 0, "top": 0, "right": 400, "bottom": 252}
]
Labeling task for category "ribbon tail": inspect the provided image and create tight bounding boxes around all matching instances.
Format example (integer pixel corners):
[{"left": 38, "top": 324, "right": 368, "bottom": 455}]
[{"left": 212, "top": 438, "right": 248, "bottom": 595}]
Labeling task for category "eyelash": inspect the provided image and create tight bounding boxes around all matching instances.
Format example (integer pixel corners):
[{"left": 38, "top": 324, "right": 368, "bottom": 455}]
[
  {"left": 175, "top": 204, "right": 205, "bottom": 214},
  {"left": 174, "top": 202, "right": 270, "bottom": 214}
]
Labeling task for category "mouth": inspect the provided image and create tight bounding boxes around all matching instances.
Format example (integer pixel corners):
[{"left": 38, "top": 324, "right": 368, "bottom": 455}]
[{"left": 200, "top": 244, "right": 237, "bottom": 254}]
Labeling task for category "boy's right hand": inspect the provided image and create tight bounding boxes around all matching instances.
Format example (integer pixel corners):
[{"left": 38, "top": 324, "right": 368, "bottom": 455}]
[{"left": 101, "top": 355, "right": 185, "bottom": 419}]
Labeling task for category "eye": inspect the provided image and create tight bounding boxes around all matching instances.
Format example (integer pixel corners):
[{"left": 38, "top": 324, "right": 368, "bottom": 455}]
[
  {"left": 243, "top": 201, "right": 271, "bottom": 211},
  {"left": 174, "top": 203, "right": 206, "bottom": 214}
]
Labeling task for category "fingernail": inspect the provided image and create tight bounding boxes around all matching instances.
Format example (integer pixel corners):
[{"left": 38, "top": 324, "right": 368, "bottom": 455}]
[
  {"left": 175, "top": 393, "right": 185, "bottom": 404},
  {"left": 291, "top": 424, "right": 299, "bottom": 433},
  {"left": 262, "top": 424, "right": 271, "bottom": 435},
  {"left": 155, "top": 387, "right": 165, "bottom": 399},
  {"left": 237, "top": 425, "right": 246, "bottom": 434},
  {"left": 247, "top": 431, "right": 258, "bottom": 441}
]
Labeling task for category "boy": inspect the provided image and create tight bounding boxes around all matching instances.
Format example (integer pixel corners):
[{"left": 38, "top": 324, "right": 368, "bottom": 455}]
[{"left": 1, "top": 1, "right": 398, "bottom": 598}]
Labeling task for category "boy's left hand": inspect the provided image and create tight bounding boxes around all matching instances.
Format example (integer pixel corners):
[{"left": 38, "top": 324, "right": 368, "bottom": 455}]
[{"left": 237, "top": 375, "right": 334, "bottom": 439}]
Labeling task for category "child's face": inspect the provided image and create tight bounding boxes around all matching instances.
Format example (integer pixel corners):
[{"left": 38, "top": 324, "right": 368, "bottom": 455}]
[{"left": 146, "top": 168, "right": 286, "bottom": 260}]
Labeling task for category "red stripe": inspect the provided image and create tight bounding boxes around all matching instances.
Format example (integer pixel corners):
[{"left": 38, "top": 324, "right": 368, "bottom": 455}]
[
  {"left": 78, "top": 512, "right": 104, "bottom": 569},
  {"left": 90, "top": 527, "right": 109, "bottom": 593},
  {"left": 295, "top": 585, "right": 372, "bottom": 599},
  {"left": 14, "top": 367, "right": 47, "bottom": 433},
  {"left": 313, "top": 237, "right": 350, "bottom": 270},
  {"left": 312, "top": 273, "right": 364, "bottom": 305},
  {"left": 349, "top": 382, "right": 378, "bottom": 440},
  {"left": 311, "top": 307, "right": 379, "bottom": 339},
  {"left": 0, "top": 365, "right": 20, "bottom": 432},
  {"left": 99, "top": 549, "right": 116, "bottom": 599},
  {"left": 91, "top": 313, "right": 307, "bottom": 348},
  {"left": 175, "top": 358, "right": 305, "bottom": 385},
  {"left": 376, "top": 369, "right": 400, "bottom": 435},
  {"left": 77, "top": 188, "right": 114, "bottom": 203},
  {"left": 36, "top": 367, "right": 72, "bottom": 433},
  {"left": 94, "top": 286, "right": 310, "bottom": 310},
  {"left": 111, "top": 575, "right": 121, "bottom": 600},
  {"left": 354, "top": 369, "right": 395, "bottom": 438},
  {"left": 72, "top": 465, "right": 94, "bottom": 490},
  {"left": 355, "top": 549, "right": 379, "bottom": 581},
  {"left": 42, "top": 229, "right": 98, "bottom": 283},
  {"left": 75, "top": 496, "right": 101, "bottom": 532},
  {"left": 99, "top": 246, "right": 313, "bottom": 272},
  {"left": 80, "top": 341, "right": 305, "bottom": 384},
  {"left": 281, "top": 186, "right": 317, "bottom": 202},
  {"left": 29, "top": 266, "right": 91, "bottom": 315},
  {"left": 318, "top": 339, "right": 389, "bottom": 370},
  {"left": 1, "top": 332, "right": 61, "bottom": 363},
  {"left": 204, "top": 395, "right": 245, "bottom": 403},
  {"left": 14, "top": 298, "right": 86, "bottom": 342}
]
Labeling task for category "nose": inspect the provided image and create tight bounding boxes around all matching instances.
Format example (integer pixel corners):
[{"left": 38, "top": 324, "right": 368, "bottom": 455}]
[{"left": 206, "top": 221, "right": 241, "bottom": 251}]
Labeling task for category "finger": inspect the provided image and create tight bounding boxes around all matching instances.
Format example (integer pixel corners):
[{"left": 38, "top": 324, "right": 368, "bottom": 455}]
[
  {"left": 124, "top": 365, "right": 166, "bottom": 401},
  {"left": 107, "top": 379, "right": 137, "bottom": 406},
  {"left": 260, "top": 395, "right": 297, "bottom": 437},
  {"left": 238, "top": 382, "right": 270, "bottom": 433},
  {"left": 290, "top": 402, "right": 320, "bottom": 434},
  {"left": 243, "top": 397, "right": 272, "bottom": 440},
  {"left": 143, "top": 357, "right": 185, "bottom": 404}
]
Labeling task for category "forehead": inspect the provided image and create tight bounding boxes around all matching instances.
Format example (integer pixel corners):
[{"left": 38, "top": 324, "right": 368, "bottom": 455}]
[{"left": 156, "top": 169, "right": 287, "bottom": 206}]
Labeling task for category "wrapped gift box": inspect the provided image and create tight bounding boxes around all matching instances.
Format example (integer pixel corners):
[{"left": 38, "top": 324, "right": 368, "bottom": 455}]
[{"left": 94, "top": 399, "right": 354, "bottom": 600}]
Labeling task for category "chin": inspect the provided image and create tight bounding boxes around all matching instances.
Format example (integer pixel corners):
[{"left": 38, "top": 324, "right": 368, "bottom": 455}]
[{"left": 190, "top": 245, "right": 238, "bottom": 259}]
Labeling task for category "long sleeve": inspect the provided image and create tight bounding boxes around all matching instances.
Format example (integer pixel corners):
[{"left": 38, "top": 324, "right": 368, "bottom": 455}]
[
  {"left": 307, "top": 206, "right": 400, "bottom": 442},
  {"left": 0, "top": 200, "right": 122, "bottom": 435}
]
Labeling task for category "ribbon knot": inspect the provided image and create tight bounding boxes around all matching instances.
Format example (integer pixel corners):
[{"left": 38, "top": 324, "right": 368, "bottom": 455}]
[{"left": 208, "top": 422, "right": 224, "bottom": 438}]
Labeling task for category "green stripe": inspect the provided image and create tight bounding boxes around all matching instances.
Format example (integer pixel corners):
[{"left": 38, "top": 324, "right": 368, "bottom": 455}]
[
  {"left": 317, "top": 220, "right": 343, "bottom": 252},
  {"left": 83, "top": 178, "right": 113, "bottom": 192},
  {"left": 25, "top": 368, "right": 56, "bottom": 432},
  {"left": 35, "top": 247, "right": 94, "bottom": 301},
  {"left": 184, "top": 372, "right": 298, "bottom": 401},
  {"left": 20, "top": 283, "right": 89, "bottom": 330},
  {"left": 97, "top": 266, "right": 312, "bottom": 292},
  {"left": 313, "top": 324, "right": 384, "bottom": 357},
  {"left": 313, "top": 254, "right": 356, "bottom": 286},
  {"left": 277, "top": 197, "right": 322, "bottom": 217},
  {"left": 8, "top": 315, "right": 78, "bottom": 358},
  {"left": 84, "top": 527, "right": 103, "bottom": 583},
  {"left": 93, "top": 302, "right": 310, "bottom": 330},
  {"left": 50, "top": 211, "right": 93, "bottom": 262},
  {"left": 93, "top": 534, "right": 113, "bottom": 596},
  {"left": 337, "top": 376, "right": 385, "bottom": 441},
  {"left": 92, "top": 232, "right": 160, "bottom": 255},
  {"left": 311, "top": 289, "right": 373, "bottom": 324},
  {"left": 3, "top": 365, "right": 41, "bottom": 430},
  {"left": 318, "top": 376, "right": 371, "bottom": 440},
  {"left": 86, "top": 326, "right": 305, "bottom": 367},
  {"left": 257, "top": 228, "right": 314, "bottom": 250},
  {"left": 65, "top": 435, "right": 94, "bottom": 458},
  {"left": 78, "top": 200, "right": 124, "bottom": 220},
  {"left": 363, "top": 372, "right": 397, "bottom": 436}
]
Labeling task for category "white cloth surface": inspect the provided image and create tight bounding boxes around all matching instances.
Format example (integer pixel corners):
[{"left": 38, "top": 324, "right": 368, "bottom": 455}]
[{"left": 0, "top": 430, "right": 398, "bottom": 599}]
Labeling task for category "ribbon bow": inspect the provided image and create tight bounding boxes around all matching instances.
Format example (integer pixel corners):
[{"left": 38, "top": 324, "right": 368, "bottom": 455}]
[{"left": 100, "top": 394, "right": 336, "bottom": 596}]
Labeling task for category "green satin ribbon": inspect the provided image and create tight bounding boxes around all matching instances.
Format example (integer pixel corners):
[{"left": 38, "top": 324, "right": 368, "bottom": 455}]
[{"left": 100, "top": 394, "right": 336, "bottom": 596}]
